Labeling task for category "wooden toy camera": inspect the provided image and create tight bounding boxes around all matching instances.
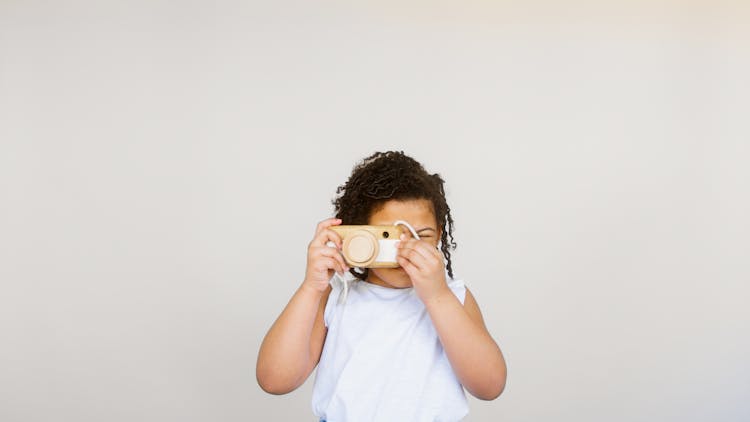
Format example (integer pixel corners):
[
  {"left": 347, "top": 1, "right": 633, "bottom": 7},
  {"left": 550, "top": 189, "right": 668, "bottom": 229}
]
[{"left": 329, "top": 225, "right": 406, "bottom": 268}]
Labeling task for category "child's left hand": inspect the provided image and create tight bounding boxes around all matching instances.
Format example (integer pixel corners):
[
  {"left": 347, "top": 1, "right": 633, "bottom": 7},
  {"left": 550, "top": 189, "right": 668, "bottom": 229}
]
[{"left": 396, "top": 234, "right": 450, "bottom": 303}]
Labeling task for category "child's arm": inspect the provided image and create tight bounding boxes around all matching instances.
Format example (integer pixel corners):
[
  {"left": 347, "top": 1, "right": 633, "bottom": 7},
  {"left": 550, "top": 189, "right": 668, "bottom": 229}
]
[
  {"left": 256, "top": 218, "right": 347, "bottom": 394},
  {"left": 397, "top": 238, "right": 508, "bottom": 400},
  {"left": 424, "top": 288, "right": 507, "bottom": 400}
]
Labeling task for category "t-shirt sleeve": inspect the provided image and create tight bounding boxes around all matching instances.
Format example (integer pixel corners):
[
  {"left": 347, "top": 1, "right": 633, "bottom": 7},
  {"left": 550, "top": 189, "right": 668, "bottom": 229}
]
[{"left": 447, "top": 278, "right": 467, "bottom": 305}]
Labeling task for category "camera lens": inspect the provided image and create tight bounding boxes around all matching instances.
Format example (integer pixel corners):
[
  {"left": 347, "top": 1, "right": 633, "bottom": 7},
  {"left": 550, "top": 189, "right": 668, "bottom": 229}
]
[{"left": 382, "top": 231, "right": 389, "bottom": 238}]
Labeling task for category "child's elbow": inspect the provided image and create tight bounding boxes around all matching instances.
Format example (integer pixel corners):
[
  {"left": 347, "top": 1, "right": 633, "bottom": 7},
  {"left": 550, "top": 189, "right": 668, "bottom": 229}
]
[
  {"left": 256, "top": 373, "right": 292, "bottom": 395},
  {"left": 472, "top": 380, "right": 506, "bottom": 401},
  {"left": 471, "top": 368, "right": 507, "bottom": 401},
  {"left": 482, "top": 380, "right": 506, "bottom": 400},
  {"left": 258, "top": 382, "right": 288, "bottom": 396},
  {"left": 256, "top": 365, "right": 296, "bottom": 395}
]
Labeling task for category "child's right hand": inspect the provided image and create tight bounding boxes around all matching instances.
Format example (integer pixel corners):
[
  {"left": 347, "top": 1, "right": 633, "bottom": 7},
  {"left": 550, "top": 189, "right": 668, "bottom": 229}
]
[{"left": 303, "top": 218, "right": 349, "bottom": 293}]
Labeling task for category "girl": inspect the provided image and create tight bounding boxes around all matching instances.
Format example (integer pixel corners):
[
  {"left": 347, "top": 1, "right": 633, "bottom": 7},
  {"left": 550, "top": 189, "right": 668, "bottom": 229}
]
[{"left": 257, "top": 151, "right": 507, "bottom": 421}]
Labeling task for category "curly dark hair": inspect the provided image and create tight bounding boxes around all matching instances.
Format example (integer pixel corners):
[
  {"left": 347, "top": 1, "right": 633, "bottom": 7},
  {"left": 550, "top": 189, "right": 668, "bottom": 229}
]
[{"left": 332, "top": 151, "right": 456, "bottom": 281}]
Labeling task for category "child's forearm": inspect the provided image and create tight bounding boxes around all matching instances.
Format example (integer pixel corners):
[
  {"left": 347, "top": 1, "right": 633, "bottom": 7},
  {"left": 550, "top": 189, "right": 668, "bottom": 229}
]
[
  {"left": 424, "top": 287, "right": 507, "bottom": 400},
  {"left": 256, "top": 283, "right": 327, "bottom": 394}
]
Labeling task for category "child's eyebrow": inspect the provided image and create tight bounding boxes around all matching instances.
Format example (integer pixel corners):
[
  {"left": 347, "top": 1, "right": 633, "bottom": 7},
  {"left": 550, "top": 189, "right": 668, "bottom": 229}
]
[{"left": 417, "top": 228, "right": 436, "bottom": 233}]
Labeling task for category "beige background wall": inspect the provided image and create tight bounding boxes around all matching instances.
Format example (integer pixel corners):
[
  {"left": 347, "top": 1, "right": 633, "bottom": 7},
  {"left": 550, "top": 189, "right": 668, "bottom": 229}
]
[{"left": 1, "top": 1, "right": 748, "bottom": 421}]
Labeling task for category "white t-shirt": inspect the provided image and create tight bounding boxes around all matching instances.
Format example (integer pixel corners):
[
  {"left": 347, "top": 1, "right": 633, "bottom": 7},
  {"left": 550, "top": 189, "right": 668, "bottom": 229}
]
[{"left": 311, "top": 275, "right": 469, "bottom": 421}]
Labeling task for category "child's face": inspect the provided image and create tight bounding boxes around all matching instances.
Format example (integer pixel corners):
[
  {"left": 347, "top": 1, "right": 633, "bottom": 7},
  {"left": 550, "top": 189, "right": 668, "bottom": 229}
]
[{"left": 367, "top": 198, "right": 441, "bottom": 289}]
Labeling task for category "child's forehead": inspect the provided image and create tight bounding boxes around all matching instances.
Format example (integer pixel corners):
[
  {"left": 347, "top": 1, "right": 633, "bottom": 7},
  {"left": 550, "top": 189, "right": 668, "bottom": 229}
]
[{"left": 368, "top": 199, "right": 436, "bottom": 225}]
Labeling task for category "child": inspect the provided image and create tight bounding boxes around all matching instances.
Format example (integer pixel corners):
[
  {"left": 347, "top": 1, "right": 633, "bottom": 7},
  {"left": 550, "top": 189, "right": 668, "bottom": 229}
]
[{"left": 257, "top": 151, "right": 507, "bottom": 421}]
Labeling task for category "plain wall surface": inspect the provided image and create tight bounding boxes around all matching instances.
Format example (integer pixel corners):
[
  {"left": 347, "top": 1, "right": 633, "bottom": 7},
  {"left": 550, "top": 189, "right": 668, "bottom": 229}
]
[{"left": 1, "top": 1, "right": 748, "bottom": 421}]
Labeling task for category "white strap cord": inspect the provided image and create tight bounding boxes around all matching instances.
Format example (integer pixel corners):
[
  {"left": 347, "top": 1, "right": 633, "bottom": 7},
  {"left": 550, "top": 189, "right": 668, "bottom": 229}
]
[
  {"left": 332, "top": 271, "right": 356, "bottom": 304},
  {"left": 393, "top": 220, "right": 421, "bottom": 240},
  {"left": 332, "top": 220, "right": 420, "bottom": 304}
]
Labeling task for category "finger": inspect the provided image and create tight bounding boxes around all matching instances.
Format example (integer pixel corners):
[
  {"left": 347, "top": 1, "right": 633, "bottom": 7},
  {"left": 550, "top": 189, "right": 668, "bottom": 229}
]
[
  {"left": 315, "top": 218, "right": 342, "bottom": 237},
  {"left": 399, "top": 231, "right": 415, "bottom": 241},
  {"left": 318, "top": 256, "right": 339, "bottom": 272},
  {"left": 397, "top": 255, "right": 419, "bottom": 277},
  {"left": 400, "top": 241, "right": 445, "bottom": 273},
  {"left": 311, "top": 226, "right": 344, "bottom": 248},
  {"left": 415, "top": 241, "right": 443, "bottom": 260},
  {"left": 315, "top": 246, "right": 349, "bottom": 272},
  {"left": 397, "top": 244, "right": 430, "bottom": 270},
  {"left": 398, "top": 239, "right": 440, "bottom": 262},
  {"left": 317, "top": 257, "right": 345, "bottom": 276}
]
